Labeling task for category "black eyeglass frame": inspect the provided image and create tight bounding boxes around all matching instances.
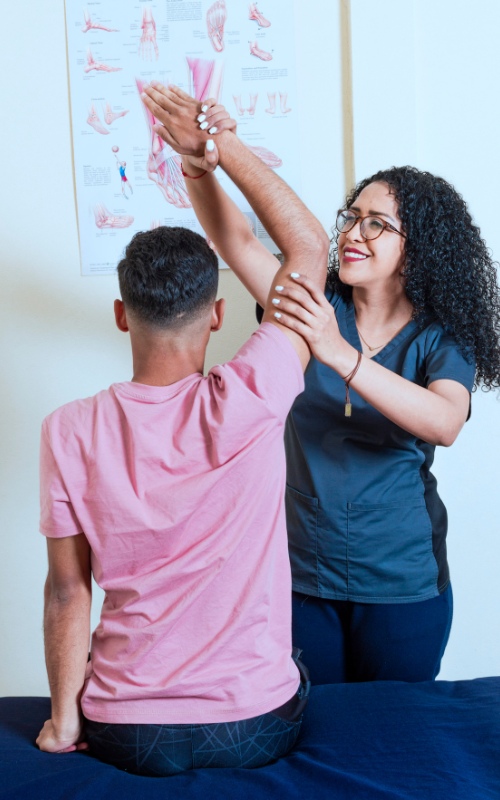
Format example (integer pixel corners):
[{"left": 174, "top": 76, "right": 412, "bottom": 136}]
[{"left": 335, "top": 209, "right": 406, "bottom": 241}]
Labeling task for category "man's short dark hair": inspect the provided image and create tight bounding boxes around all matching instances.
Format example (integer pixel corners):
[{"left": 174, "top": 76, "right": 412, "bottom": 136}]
[{"left": 117, "top": 226, "right": 219, "bottom": 328}]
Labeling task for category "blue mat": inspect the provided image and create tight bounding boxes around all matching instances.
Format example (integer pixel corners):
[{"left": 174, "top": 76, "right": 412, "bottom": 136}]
[{"left": 1, "top": 678, "right": 499, "bottom": 799}]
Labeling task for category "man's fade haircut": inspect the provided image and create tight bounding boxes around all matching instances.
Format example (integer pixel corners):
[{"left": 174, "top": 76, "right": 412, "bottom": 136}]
[{"left": 117, "top": 226, "right": 219, "bottom": 328}]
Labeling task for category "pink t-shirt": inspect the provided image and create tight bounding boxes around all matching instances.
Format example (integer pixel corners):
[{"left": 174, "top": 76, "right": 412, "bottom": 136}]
[{"left": 40, "top": 323, "right": 304, "bottom": 724}]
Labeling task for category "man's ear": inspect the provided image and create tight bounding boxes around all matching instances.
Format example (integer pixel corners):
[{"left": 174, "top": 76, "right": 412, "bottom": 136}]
[
  {"left": 210, "top": 298, "right": 225, "bottom": 332},
  {"left": 114, "top": 299, "right": 129, "bottom": 332}
]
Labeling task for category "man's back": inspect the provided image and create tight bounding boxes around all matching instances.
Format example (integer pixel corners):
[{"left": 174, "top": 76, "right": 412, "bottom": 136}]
[{"left": 40, "top": 323, "right": 303, "bottom": 724}]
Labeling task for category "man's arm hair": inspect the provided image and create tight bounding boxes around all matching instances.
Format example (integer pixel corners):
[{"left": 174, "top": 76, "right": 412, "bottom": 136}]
[
  {"left": 213, "top": 131, "right": 329, "bottom": 368},
  {"left": 37, "top": 534, "right": 92, "bottom": 752}
]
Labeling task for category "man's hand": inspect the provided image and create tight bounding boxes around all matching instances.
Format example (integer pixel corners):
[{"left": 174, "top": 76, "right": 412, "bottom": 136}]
[
  {"left": 141, "top": 82, "right": 236, "bottom": 159},
  {"left": 36, "top": 717, "right": 88, "bottom": 754}
]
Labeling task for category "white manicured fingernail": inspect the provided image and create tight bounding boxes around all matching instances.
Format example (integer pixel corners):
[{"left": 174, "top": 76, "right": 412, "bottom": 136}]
[
  {"left": 206, "top": 139, "right": 215, "bottom": 151},
  {"left": 201, "top": 104, "right": 208, "bottom": 112},
  {"left": 197, "top": 114, "right": 206, "bottom": 122},
  {"left": 272, "top": 298, "right": 280, "bottom": 305},
  {"left": 274, "top": 312, "right": 282, "bottom": 319},
  {"left": 199, "top": 121, "right": 208, "bottom": 130},
  {"left": 208, "top": 126, "right": 217, "bottom": 134},
  {"left": 290, "top": 272, "right": 300, "bottom": 278},
  {"left": 275, "top": 285, "right": 284, "bottom": 292}
]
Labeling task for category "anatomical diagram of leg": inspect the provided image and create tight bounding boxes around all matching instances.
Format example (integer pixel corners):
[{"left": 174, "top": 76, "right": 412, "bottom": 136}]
[
  {"left": 139, "top": 7, "right": 159, "bottom": 61},
  {"left": 104, "top": 102, "right": 129, "bottom": 125},
  {"left": 280, "top": 92, "right": 291, "bottom": 113},
  {"left": 84, "top": 48, "right": 122, "bottom": 73},
  {"left": 187, "top": 58, "right": 224, "bottom": 103},
  {"left": 247, "top": 144, "right": 282, "bottom": 168},
  {"left": 249, "top": 3, "right": 271, "bottom": 27},
  {"left": 87, "top": 104, "right": 109, "bottom": 134},
  {"left": 136, "top": 78, "right": 191, "bottom": 209},
  {"left": 247, "top": 93, "right": 258, "bottom": 115},
  {"left": 233, "top": 93, "right": 258, "bottom": 116},
  {"left": 93, "top": 204, "right": 134, "bottom": 229},
  {"left": 206, "top": 0, "right": 226, "bottom": 52},
  {"left": 265, "top": 92, "right": 276, "bottom": 114},
  {"left": 233, "top": 94, "right": 244, "bottom": 116},
  {"left": 82, "top": 9, "right": 118, "bottom": 33},
  {"left": 249, "top": 41, "right": 272, "bottom": 61}
]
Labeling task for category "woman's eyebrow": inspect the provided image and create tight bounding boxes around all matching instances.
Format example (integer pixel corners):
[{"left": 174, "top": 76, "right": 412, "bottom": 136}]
[{"left": 350, "top": 205, "right": 396, "bottom": 222}]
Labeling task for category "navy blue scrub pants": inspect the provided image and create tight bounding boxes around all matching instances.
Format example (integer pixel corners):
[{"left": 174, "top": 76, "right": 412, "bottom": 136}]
[{"left": 292, "top": 585, "right": 453, "bottom": 684}]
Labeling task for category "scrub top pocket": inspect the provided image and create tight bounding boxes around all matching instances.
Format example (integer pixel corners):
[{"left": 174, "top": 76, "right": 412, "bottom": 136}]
[
  {"left": 286, "top": 485, "right": 319, "bottom": 593},
  {"left": 347, "top": 499, "right": 438, "bottom": 602}
]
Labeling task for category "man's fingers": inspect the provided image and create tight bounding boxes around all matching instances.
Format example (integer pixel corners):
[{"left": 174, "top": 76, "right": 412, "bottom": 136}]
[
  {"left": 142, "top": 84, "right": 179, "bottom": 115},
  {"left": 166, "top": 84, "right": 198, "bottom": 106},
  {"left": 152, "top": 123, "right": 180, "bottom": 150},
  {"left": 141, "top": 92, "right": 170, "bottom": 124},
  {"left": 75, "top": 741, "right": 89, "bottom": 751}
]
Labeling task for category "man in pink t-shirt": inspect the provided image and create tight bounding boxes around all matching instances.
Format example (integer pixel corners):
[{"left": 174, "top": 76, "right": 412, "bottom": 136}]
[{"left": 37, "top": 92, "right": 328, "bottom": 775}]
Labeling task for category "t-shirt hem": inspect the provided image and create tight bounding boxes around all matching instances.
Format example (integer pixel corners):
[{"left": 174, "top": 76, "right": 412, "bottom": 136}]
[
  {"left": 40, "top": 526, "right": 84, "bottom": 538},
  {"left": 82, "top": 677, "right": 301, "bottom": 725}
]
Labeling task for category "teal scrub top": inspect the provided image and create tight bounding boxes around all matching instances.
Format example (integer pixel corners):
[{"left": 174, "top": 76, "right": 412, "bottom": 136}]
[{"left": 285, "top": 293, "right": 476, "bottom": 604}]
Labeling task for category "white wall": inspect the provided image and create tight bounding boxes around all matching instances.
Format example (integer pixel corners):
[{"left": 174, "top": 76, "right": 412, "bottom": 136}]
[
  {"left": 351, "top": 0, "right": 500, "bottom": 679},
  {"left": 0, "top": 0, "right": 498, "bottom": 696}
]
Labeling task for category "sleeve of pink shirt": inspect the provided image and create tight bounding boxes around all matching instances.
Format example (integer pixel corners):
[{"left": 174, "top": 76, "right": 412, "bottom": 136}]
[
  {"left": 39, "top": 419, "right": 84, "bottom": 538},
  {"left": 209, "top": 322, "right": 304, "bottom": 420}
]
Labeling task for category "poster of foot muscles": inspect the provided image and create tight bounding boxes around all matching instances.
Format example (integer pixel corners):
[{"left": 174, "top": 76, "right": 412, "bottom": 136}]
[{"left": 65, "top": 1, "right": 301, "bottom": 275}]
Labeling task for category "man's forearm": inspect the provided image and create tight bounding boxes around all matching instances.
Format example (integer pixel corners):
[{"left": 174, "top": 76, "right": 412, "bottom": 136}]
[
  {"left": 44, "top": 582, "right": 91, "bottom": 729},
  {"left": 214, "top": 131, "right": 328, "bottom": 275},
  {"left": 182, "top": 158, "right": 276, "bottom": 306}
]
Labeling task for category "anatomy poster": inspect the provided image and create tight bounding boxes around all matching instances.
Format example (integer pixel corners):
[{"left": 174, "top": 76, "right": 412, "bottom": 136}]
[{"left": 65, "top": 1, "right": 301, "bottom": 275}]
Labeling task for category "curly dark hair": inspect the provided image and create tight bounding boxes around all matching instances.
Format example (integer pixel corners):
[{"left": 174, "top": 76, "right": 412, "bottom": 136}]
[{"left": 328, "top": 166, "right": 500, "bottom": 390}]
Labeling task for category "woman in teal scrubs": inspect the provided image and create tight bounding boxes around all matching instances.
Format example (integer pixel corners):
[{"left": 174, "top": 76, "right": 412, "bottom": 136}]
[{"left": 154, "top": 92, "right": 500, "bottom": 682}]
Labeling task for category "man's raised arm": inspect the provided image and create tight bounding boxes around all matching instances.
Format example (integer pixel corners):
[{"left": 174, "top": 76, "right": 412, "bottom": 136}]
[{"left": 141, "top": 85, "right": 329, "bottom": 367}]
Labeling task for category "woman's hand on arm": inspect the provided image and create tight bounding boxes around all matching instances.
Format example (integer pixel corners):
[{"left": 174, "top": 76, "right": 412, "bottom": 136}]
[{"left": 272, "top": 274, "right": 470, "bottom": 445}]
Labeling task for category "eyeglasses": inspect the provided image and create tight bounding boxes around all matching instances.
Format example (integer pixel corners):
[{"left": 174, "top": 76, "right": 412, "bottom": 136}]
[{"left": 336, "top": 210, "right": 406, "bottom": 241}]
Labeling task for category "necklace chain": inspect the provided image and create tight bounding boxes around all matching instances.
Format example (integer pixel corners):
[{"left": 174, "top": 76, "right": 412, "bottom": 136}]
[{"left": 356, "top": 318, "right": 411, "bottom": 352}]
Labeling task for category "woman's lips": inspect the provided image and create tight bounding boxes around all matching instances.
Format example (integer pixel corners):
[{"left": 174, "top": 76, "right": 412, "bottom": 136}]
[{"left": 342, "top": 247, "right": 368, "bottom": 263}]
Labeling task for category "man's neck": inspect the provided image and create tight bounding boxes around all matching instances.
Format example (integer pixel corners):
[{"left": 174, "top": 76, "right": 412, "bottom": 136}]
[{"left": 130, "top": 335, "right": 207, "bottom": 387}]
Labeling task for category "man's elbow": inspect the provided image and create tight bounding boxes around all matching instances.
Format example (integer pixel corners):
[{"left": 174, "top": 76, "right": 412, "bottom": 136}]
[
  {"left": 44, "top": 576, "right": 91, "bottom": 607},
  {"left": 304, "top": 230, "right": 330, "bottom": 279}
]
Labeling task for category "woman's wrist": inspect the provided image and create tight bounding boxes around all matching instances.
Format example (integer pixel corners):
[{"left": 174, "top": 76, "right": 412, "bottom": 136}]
[{"left": 327, "top": 340, "right": 361, "bottom": 377}]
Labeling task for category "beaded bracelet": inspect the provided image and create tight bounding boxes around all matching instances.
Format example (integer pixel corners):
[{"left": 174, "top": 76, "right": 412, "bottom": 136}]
[
  {"left": 342, "top": 350, "right": 362, "bottom": 417},
  {"left": 180, "top": 165, "right": 208, "bottom": 180}
]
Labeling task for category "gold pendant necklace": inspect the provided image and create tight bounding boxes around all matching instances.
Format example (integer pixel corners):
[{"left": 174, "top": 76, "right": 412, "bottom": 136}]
[{"left": 357, "top": 319, "right": 411, "bottom": 352}]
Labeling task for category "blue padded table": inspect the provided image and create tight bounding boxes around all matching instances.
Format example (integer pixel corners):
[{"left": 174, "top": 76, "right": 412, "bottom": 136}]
[{"left": 1, "top": 678, "right": 499, "bottom": 800}]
